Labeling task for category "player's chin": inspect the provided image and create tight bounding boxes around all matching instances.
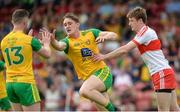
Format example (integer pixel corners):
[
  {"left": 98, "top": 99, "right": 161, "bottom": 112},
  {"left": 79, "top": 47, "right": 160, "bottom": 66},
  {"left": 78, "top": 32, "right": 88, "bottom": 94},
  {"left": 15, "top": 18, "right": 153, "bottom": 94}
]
[{"left": 67, "top": 32, "right": 72, "bottom": 35}]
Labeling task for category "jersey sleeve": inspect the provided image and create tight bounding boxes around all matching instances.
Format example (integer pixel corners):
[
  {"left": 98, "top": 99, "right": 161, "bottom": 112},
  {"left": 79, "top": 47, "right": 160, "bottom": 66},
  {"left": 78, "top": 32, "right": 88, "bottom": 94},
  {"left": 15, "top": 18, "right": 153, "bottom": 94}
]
[
  {"left": 31, "top": 37, "right": 42, "bottom": 52},
  {"left": 0, "top": 61, "right": 5, "bottom": 71},
  {"left": 60, "top": 37, "right": 69, "bottom": 54},
  {"left": 89, "top": 28, "right": 102, "bottom": 39}
]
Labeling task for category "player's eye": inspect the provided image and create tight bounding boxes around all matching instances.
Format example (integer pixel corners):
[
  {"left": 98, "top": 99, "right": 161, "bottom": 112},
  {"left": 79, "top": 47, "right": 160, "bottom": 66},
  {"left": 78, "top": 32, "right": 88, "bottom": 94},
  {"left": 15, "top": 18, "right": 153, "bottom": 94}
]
[{"left": 64, "top": 23, "right": 67, "bottom": 27}]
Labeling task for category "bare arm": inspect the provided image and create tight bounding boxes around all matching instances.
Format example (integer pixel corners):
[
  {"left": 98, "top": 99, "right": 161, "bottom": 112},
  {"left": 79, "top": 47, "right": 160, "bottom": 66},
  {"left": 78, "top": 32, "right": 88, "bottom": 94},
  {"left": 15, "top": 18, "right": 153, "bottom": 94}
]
[
  {"left": 95, "top": 31, "right": 118, "bottom": 43},
  {"left": 37, "top": 31, "right": 51, "bottom": 58},
  {"left": 51, "top": 39, "right": 67, "bottom": 51},
  {"left": 50, "top": 29, "right": 67, "bottom": 51},
  {"left": 93, "top": 41, "right": 137, "bottom": 61}
]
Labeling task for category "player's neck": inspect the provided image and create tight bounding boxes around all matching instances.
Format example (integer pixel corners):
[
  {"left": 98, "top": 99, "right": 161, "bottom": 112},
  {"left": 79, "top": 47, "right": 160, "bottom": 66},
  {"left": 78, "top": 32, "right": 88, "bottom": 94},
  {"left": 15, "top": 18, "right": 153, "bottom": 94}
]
[
  {"left": 13, "top": 25, "right": 24, "bottom": 32},
  {"left": 136, "top": 23, "right": 146, "bottom": 33},
  {"left": 70, "top": 31, "right": 80, "bottom": 38}
]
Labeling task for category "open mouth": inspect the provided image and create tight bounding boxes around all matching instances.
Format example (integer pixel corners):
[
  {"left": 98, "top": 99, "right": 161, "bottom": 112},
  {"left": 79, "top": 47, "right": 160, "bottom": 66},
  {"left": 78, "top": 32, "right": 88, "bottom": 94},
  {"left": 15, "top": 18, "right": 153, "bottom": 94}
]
[{"left": 67, "top": 29, "right": 71, "bottom": 33}]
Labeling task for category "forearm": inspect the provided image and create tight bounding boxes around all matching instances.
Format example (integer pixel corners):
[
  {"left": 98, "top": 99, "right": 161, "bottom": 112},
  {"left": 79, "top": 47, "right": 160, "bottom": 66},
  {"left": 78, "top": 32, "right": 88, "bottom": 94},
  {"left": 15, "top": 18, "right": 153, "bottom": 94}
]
[
  {"left": 42, "top": 43, "right": 51, "bottom": 58},
  {"left": 51, "top": 39, "right": 66, "bottom": 51},
  {"left": 103, "top": 41, "right": 136, "bottom": 60},
  {"left": 105, "top": 32, "right": 118, "bottom": 40},
  {"left": 104, "top": 46, "right": 127, "bottom": 60}
]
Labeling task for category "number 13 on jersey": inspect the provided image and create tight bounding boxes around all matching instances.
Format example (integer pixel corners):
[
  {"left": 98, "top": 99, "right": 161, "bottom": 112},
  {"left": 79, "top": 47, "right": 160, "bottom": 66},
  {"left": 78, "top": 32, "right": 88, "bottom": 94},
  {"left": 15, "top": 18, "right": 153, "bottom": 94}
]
[{"left": 4, "top": 46, "right": 24, "bottom": 65}]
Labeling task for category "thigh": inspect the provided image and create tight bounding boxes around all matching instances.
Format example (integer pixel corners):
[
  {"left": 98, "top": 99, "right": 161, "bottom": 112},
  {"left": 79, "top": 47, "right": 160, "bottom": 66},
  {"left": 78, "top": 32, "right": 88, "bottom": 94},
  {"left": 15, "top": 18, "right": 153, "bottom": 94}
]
[
  {"left": 93, "top": 66, "right": 113, "bottom": 91},
  {"left": 155, "top": 91, "right": 171, "bottom": 110},
  {"left": 11, "top": 102, "right": 23, "bottom": 111},
  {"left": 22, "top": 102, "right": 40, "bottom": 111},
  {"left": 81, "top": 75, "right": 106, "bottom": 92},
  {"left": 0, "top": 96, "right": 11, "bottom": 110},
  {"left": 170, "top": 90, "right": 180, "bottom": 110},
  {"left": 13, "top": 83, "right": 41, "bottom": 106}
]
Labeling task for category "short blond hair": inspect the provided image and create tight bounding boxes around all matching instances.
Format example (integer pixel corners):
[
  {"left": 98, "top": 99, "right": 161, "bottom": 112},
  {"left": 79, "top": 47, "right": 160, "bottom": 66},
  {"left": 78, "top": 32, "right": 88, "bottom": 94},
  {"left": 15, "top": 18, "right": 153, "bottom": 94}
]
[
  {"left": 63, "top": 13, "right": 79, "bottom": 23},
  {"left": 12, "top": 9, "right": 29, "bottom": 24}
]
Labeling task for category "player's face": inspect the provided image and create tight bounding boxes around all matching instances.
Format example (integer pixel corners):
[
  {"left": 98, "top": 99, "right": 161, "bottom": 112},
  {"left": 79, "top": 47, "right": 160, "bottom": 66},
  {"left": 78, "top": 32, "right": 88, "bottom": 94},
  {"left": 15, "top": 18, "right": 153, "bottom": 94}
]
[
  {"left": 128, "top": 17, "right": 139, "bottom": 32},
  {"left": 63, "top": 18, "right": 80, "bottom": 36}
]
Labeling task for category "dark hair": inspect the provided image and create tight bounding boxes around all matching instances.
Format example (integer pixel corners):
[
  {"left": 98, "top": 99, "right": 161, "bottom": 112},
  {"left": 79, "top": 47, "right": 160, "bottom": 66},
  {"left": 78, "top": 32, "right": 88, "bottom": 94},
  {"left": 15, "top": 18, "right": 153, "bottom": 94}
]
[
  {"left": 127, "top": 7, "right": 147, "bottom": 23},
  {"left": 63, "top": 13, "right": 79, "bottom": 23},
  {"left": 12, "top": 9, "right": 29, "bottom": 24}
]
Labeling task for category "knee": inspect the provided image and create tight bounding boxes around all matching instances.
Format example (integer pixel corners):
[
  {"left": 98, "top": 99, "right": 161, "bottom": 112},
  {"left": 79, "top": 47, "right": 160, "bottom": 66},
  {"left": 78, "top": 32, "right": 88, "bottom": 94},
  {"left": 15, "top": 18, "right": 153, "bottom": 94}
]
[{"left": 79, "top": 87, "right": 90, "bottom": 97}]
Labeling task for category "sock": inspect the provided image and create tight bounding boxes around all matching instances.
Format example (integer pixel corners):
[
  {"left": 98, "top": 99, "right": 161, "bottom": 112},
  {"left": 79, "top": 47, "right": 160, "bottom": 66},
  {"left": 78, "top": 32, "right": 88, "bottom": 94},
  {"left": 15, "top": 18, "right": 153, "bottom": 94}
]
[{"left": 105, "top": 102, "right": 115, "bottom": 111}]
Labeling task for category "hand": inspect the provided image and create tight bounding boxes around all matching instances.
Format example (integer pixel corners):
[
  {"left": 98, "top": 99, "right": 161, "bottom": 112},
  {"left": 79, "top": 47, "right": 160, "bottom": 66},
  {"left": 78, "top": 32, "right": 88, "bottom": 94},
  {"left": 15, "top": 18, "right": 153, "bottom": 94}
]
[
  {"left": 51, "top": 29, "right": 56, "bottom": 41},
  {"left": 95, "top": 36, "right": 105, "bottom": 44},
  {"left": 40, "top": 28, "right": 57, "bottom": 41},
  {"left": 92, "top": 53, "right": 106, "bottom": 62},
  {"left": 39, "top": 27, "right": 49, "bottom": 34},
  {"left": 41, "top": 30, "right": 51, "bottom": 45},
  {"left": 38, "top": 27, "right": 49, "bottom": 41},
  {"left": 95, "top": 33, "right": 107, "bottom": 44},
  {"left": 39, "top": 27, "right": 50, "bottom": 43}
]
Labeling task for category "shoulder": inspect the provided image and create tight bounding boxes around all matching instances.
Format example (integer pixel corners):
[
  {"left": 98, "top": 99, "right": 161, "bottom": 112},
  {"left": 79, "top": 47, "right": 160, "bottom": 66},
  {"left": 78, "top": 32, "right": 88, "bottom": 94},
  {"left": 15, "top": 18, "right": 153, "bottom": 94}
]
[
  {"left": 81, "top": 28, "right": 101, "bottom": 37},
  {"left": 1, "top": 32, "right": 12, "bottom": 41},
  {"left": 137, "top": 26, "right": 157, "bottom": 39},
  {"left": 23, "top": 33, "right": 33, "bottom": 39},
  {"left": 81, "top": 28, "right": 101, "bottom": 33},
  {"left": 145, "top": 27, "right": 158, "bottom": 39},
  {"left": 17, "top": 32, "right": 33, "bottom": 42}
]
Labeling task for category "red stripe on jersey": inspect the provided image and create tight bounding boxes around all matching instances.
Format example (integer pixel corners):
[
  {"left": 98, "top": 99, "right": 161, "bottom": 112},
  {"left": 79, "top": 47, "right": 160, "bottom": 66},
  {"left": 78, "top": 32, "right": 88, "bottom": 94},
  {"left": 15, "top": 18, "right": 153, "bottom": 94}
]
[
  {"left": 132, "top": 39, "right": 140, "bottom": 46},
  {"left": 137, "top": 26, "right": 148, "bottom": 37},
  {"left": 137, "top": 39, "right": 161, "bottom": 54}
]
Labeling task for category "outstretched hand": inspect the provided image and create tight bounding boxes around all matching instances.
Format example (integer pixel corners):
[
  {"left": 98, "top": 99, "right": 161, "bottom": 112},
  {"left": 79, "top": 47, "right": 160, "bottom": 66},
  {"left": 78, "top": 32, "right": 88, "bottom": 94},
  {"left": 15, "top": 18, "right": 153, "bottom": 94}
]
[
  {"left": 95, "top": 33, "right": 107, "bottom": 44},
  {"left": 40, "top": 28, "right": 57, "bottom": 41},
  {"left": 51, "top": 29, "right": 56, "bottom": 41},
  {"left": 39, "top": 28, "right": 51, "bottom": 45},
  {"left": 92, "top": 53, "right": 106, "bottom": 62},
  {"left": 95, "top": 36, "right": 105, "bottom": 44}
]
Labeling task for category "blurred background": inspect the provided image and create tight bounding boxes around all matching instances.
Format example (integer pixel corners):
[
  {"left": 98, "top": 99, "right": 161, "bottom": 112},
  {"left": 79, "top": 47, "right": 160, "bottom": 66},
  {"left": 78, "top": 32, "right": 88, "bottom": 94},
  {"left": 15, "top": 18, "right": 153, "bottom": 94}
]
[{"left": 0, "top": 0, "right": 180, "bottom": 111}]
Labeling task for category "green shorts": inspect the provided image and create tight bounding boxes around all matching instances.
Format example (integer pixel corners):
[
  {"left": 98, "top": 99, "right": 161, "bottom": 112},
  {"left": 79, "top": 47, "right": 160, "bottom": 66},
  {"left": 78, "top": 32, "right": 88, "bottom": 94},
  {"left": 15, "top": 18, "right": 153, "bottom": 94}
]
[
  {"left": 94, "top": 66, "right": 113, "bottom": 90},
  {"left": 6, "top": 82, "right": 40, "bottom": 106},
  {"left": 0, "top": 96, "right": 11, "bottom": 110}
]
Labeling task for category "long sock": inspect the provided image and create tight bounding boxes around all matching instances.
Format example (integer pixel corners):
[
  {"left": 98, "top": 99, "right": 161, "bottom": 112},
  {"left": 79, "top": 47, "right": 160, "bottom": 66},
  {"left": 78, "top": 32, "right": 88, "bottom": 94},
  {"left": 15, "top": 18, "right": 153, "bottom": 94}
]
[{"left": 105, "top": 102, "right": 115, "bottom": 111}]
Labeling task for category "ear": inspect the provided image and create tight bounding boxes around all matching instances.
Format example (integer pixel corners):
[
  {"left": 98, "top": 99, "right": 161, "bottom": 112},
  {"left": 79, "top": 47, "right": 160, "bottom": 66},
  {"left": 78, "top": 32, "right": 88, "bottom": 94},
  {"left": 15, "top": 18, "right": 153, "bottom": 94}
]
[
  {"left": 139, "top": 18, "right": 143, "bottom": 23},
  {"left": 77, "top": 23, "right": 80, "bottom": 27}
]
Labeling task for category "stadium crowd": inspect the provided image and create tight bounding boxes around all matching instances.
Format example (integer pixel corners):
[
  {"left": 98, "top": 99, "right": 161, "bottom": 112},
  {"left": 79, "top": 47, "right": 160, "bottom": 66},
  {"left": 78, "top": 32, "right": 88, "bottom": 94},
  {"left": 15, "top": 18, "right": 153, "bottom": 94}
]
[{"left": 0, "top": 0, "right": 180, "bottom": 111}]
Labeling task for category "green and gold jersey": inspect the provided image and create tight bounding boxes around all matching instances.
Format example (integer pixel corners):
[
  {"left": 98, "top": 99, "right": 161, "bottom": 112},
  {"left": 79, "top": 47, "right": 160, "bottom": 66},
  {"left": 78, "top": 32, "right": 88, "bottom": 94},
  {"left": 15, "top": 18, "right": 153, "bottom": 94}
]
[
  {"left": 62, "top": 29, "right": 106, "bottom": 80},
  {"left": 0, "top": 71, "right": 6, "bottom": 98},
  {"left": 1, "top": 31, "right": 42, "bottom": 84},
  {"left": 0, "top": 61, "right": 6, "bottom": 98}
]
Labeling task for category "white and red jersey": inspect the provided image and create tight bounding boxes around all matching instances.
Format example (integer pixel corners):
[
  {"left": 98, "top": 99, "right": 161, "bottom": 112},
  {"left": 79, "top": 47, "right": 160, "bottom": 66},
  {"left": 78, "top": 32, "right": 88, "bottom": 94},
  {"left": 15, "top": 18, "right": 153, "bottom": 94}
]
[{"left": 131, "top": 26, "right": 171, "bottom": 75}]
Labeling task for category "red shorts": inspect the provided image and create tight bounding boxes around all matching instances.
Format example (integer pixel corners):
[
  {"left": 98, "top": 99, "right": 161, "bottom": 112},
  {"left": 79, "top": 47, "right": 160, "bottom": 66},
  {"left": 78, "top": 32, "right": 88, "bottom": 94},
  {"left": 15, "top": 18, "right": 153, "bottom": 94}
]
[{"left": 151, "top": 69, "right": 176, "bottom": 91}]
